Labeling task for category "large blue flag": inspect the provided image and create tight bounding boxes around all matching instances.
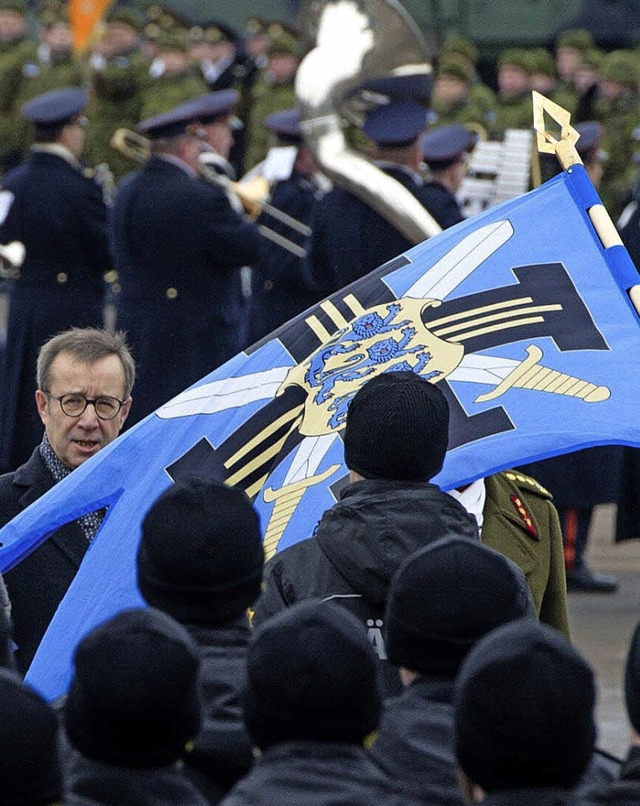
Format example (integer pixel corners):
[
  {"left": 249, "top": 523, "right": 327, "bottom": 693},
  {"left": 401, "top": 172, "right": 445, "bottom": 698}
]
[{"left": 2, "top": 163, "right": 640, "bottom": 700}]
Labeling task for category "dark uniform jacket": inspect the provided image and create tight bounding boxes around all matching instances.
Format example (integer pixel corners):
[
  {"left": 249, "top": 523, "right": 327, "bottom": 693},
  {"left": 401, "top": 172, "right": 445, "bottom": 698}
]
[
  {"left": 252, "top": 478, "right": 479, "bottom": 696},
  {"left": 479, "top": 789, "right": 574, "bottom": 806},
  {"left": 305, "top": 165, "right": 435, "bottom": 299},
  {"left": 0, "top": 448, "right": 89, "bottom": 673},
  {"left": 581, "top": 746, "right": 639, "bottom": 806},
  {"left": 220, "top": 740, "right": 424, "bottom": 805},
  {"left": 249, "top": 173, "right": 321, "bottom": 344},
  {"left": 370, "top": 673, "right": 613, "bottom": 805},
  {"left": 110, "top": 156, "right": 260, "bottom": 423},
  {"left": 0, "top": 150, "right": 109, "bottom": 472},
  {"left": 183, "top": 619, "right": 254, "bottom": 803},
  {"left": 369, "top": 677, "right": 464, "bottom": 806},
  {"left": 421, "top": 181, "right": 465, "bottom": 230},
  {"left": 65, "top": 754, "right": 211, "bottom": 806},
  {"left": 482, "top": 471, "right": 570, "bottom": 638}
]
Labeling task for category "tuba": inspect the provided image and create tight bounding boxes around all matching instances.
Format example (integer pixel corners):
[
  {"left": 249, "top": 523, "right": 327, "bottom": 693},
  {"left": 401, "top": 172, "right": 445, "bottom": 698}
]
[{"left": 295, "top": 0, "right": 441, "bottom": 243}]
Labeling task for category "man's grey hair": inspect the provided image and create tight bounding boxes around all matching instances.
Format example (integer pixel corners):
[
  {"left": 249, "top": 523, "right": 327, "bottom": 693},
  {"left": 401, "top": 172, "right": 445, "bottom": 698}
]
[{"left": 36, "top": 327, "right": 136, "bottom": 398}]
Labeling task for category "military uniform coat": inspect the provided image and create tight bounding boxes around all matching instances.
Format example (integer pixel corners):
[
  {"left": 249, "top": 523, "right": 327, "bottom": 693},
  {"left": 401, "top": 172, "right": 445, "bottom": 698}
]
[
  {"left": 110, "top": 157, "right": 260, "bottom": 423},
  {"left": 0, "top": 448, "right": 89, "bottom": 674},
  {"left": 0, "top": 150, "right": 109, "bottom": 472},
  {"left": 305, "top": 165, "right": 436, "bottom": 300},
  {"left": 249, "top": 172, "right": 321, "bottom": 343},
  {"left": 421, "top": 181, "right": 465, "bottom": 230},
  {"left": 220, "top": 741, "right": 424, "bottom": 805},
  {"left": 482, "top": 471, "right": 570, "bottom": 638}
]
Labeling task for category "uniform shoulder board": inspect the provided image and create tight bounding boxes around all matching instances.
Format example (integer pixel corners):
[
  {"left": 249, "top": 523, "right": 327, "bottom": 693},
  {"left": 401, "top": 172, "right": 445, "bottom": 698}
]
[{"left": 503, "top": 470, "right": 552, "bottom": 500}]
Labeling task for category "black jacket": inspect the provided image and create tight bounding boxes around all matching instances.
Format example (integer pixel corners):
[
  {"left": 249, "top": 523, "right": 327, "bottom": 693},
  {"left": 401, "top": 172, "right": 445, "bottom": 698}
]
[
  {"left": 65, "top": 754, "right": 210, "bottom": 806},
  {"left": 183, "top": 619, "right": 254, "bottom": 802},
  {"left": 220, "top": 740, "right": 423, "bottom": 805},
  {"left": 0, "top": 448, "right": 88, "bottom": 673},
  {"left": 369, "top": 677, "right": 465, "bottom": 805},
  {"left": 253, "top": 479, "right": 478, "bottom": 695},
  {"left": 580, "top": 746, "right": 639, "bottom": 805},
  {"left": 110, "top": 156, "right": 261, "bottom": 423}
]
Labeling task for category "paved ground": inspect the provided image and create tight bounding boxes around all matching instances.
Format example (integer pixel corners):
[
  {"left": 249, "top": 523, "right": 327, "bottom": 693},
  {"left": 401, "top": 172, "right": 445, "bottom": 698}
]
[{"left": 570, "top": 504, "right": 640, "bottom": 759}]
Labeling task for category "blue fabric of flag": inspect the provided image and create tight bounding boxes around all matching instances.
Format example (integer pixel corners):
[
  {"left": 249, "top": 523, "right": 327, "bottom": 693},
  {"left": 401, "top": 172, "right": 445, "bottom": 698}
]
[{"left": 1, "top": 164, "right": 640, "bottom": 701}]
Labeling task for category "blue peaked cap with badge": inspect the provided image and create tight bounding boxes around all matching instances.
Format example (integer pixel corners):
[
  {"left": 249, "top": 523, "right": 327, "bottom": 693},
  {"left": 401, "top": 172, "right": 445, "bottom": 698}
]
[
  {"left": 136, "top": 92, "right": 239, "bottom": 141},
  {"left": 421, "top": 123, "right": 477, "bottom": 169},
  {"left": 362, "top": 99, "right": 429, "bottom": 146},
  {"left": 173, "top": 90, "right": 240, "bottom": 126},
  {"left": 264, "top": 108, "right": 302, "bottom": 143},
  {"left": 22, "top": 87, "right": 88, "bottom": 125}
]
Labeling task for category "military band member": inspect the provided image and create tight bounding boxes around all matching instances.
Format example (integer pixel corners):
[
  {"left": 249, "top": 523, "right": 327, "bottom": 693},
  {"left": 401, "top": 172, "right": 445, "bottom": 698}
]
[
  {"left": 0, "top": 88, "right": 111, "bottom": 474},
  {"left": 420, "top": 123, "right": 477, "bottom": 229},
  {"left": 305, "top": 99, "right": 430, "bottom": 298},
  {"left": 249, "top": 107, "right": 325, "bottom": 342},
  {"left": 110, "top": 98, "right": 260, "bottom": 424}
]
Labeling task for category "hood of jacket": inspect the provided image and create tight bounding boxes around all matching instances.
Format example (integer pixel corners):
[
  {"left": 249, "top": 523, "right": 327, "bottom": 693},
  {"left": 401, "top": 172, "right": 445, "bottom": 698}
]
[{"left": 315, "top": 479, "right": 479, "bottom": 606}]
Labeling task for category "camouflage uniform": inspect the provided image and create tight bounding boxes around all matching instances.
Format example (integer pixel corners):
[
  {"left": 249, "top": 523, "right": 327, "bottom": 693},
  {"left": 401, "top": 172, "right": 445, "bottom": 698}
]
[
  {"left": 593, "top": 51, "right": 640, "bottom": 215},
  {"left": 0, "top": 30, "right": 37, "bottom": 170},
  {"left": 139, "top": 69, "right": 208, "bottom": 119},
  {"left": 12, "top": 27, "right": 86, "bottom": 156},
  {"left": 489, "top": 48, "right": 534, "bottom": 138}
]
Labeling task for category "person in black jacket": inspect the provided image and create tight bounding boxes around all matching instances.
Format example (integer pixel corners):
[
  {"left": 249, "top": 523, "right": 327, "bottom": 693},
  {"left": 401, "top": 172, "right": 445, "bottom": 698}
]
[
  {"left": 222, "top": 600, "right": 421, "bottom": 806},
  {"left": 64, "top": 608, "right": 208, "bottom": 806},
  {"left": 252, "top": 371, "right": 479, "bottom": 696},
  {"left": 0, "top": 327, "right": 134, "bottom": 674},
  {"left": 454, "top": 620, "right": 596, "bottom": 806},
  {"left": 0, "top": 87, "right": 111, "bottom": 473},
  {"left": 110, "top": 97, "right": 260, "bottom": 424},
  {"left": 136, "top": 477, "right": 265, "bottom": 803},
  {"left": 369, "top": 535, "right": 536, "bottom": 806}
]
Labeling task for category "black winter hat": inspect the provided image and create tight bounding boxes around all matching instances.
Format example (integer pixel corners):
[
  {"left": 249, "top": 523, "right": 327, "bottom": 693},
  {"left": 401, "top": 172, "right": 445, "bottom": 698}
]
[
  {"left": 65, "top": 608, "right": 202, "bottom": 769},
  {"left": 343, "top": 371, "right": 449, "bottom": 482},
  {"left": 243, "top": 601, "right": 382, "bottom": 749},
  {"left": 455, "top": 620, "right": 596, "bottom": 792},
  {"left": 385, "top": 536, "right": 536, "bottom": 677},
  {"left": 0, "top": 669, "right": 62, "bottom": 806},
  {"left": 624, "top": 620, "right": 640, "bottom": 733},
  {"left": 137, "top": 478, "right": 264, "bottom": 624}
]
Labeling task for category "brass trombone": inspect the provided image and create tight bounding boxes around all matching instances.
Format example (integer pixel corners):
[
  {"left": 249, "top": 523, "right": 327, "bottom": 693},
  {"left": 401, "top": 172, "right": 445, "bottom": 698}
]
[{"left": 110, "top": 128, "right": 310, "bottom": 258}]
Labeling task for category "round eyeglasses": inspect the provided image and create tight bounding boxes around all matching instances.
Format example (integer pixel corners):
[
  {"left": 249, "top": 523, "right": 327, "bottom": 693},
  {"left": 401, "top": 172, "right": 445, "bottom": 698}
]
[{"left": 42, "top": 392, "right": 126, "bottom": 420}]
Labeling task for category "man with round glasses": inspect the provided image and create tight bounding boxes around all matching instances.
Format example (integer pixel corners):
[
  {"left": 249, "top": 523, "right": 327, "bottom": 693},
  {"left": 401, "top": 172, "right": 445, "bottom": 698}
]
[{"left": 0, "top": 327, "right": 134, "bottom": 673}]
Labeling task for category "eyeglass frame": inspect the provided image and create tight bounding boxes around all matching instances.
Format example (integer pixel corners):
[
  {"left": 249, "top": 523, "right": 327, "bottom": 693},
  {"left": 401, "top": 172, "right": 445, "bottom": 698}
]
[{"left": 41, "top": 391, "right": 128, "bottom": 420}]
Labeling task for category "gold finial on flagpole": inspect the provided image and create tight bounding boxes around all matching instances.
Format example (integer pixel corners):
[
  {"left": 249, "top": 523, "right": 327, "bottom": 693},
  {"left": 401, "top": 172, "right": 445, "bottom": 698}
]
[{"left": 532, "top": 90, "right": 640, "bottom": 316}]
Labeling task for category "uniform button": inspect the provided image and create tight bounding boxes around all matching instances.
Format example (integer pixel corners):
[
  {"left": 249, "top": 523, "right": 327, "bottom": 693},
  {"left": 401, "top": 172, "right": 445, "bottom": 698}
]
[
  {"left": 56, "top": 272, "right": 68, "bottom": 284},
  {"left": 166, "top": 287, "right": 178, "bottom": 299},
  {"left": 263, "top": 280, "right": 273, "bottom": 292}
]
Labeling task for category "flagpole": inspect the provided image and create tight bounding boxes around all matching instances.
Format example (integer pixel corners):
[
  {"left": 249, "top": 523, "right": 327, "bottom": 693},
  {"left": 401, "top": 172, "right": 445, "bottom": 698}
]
[{"left": 532, "top": 91, "right": 640, "bottom": 317}]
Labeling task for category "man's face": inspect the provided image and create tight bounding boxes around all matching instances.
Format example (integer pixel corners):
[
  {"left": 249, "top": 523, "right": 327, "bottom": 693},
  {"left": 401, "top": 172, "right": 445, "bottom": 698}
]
[
  {"left": 35, "top": 352, "right": 131, "bottom": 469},
  {"left": 0, "top": 9, "right": 25, "bottom": 42},
  {"left": 203, "top": 116, "right": 234, "bottom": 159},
  {"left": 498, "top": 65, "right": 530, "bottom": 98},
  {"left": 104, "top": 22, "right": 137, "bottom": 56}
]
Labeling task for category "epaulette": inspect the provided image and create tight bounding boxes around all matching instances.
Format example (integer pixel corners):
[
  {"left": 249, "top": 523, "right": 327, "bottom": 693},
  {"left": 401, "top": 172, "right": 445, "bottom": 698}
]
[{"left": 503, "top": 470, "right": 552, "bottom": 500}]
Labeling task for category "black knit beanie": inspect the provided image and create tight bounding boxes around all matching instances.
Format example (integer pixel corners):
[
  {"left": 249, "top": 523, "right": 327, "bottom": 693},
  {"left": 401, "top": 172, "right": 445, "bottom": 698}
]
[
  {"left": 455, "top": 620, "right": 596, "bottom": 792},
  {"left": 343, "top": 371, "right": 449, "bottom": 482},
  {"left": 624, "top": 620, "right": 640, "bottom": 733},
  {"left": 385, "top": 536, "right": 536, "bottom": 677},
  {"left": 243, "top": 601, "right": 382, "bottom": 749},
  {"left": 137, "top": 478, "right": 264, "bottom": 625},
  {"left": 0, "top": 668, "right": 62, "bottom": 806},
  {"left": 65, "top": 608, "right": 202, "bottom": 769}
]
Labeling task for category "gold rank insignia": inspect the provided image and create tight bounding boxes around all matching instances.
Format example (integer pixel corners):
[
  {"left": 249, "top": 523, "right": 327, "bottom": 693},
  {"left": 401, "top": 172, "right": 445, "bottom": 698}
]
[{"left": 510, "top": 494, "right": 538, "bottom": 539}]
